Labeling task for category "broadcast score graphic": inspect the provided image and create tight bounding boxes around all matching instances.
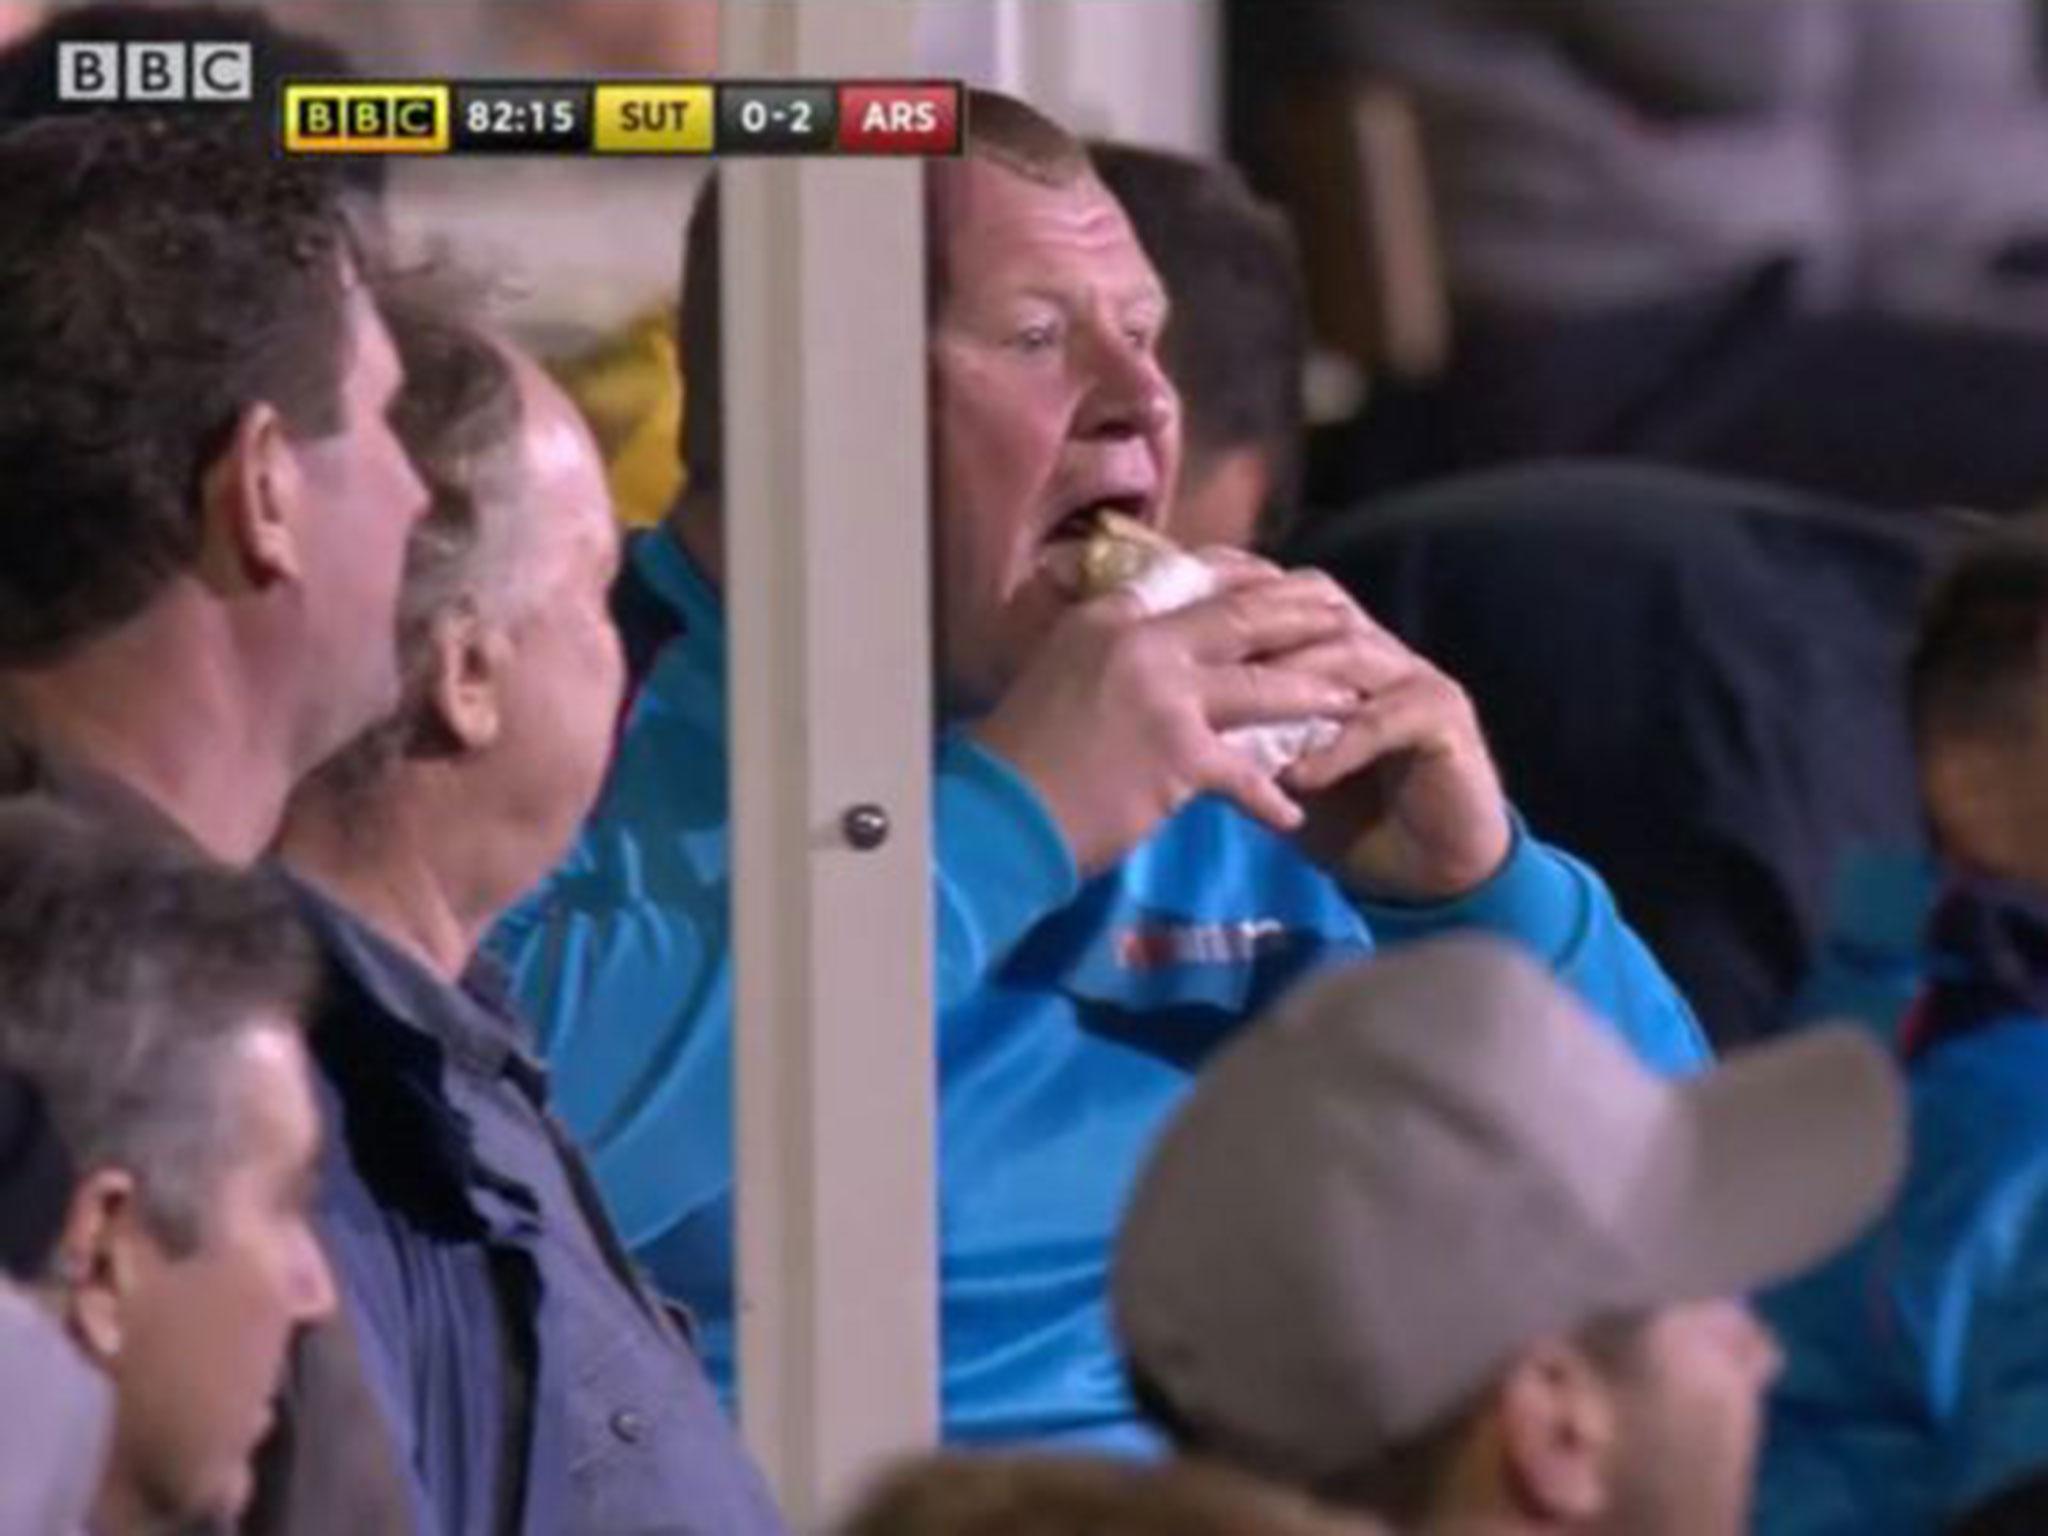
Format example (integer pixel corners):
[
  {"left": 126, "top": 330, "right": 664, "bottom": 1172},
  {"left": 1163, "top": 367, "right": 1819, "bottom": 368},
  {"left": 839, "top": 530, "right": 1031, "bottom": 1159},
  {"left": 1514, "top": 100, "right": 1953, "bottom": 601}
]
[
  {"left": 51, "top": 41, "right": 965, "bottom": 159},
  {"left": 279, "top": 79, "right": 964, "bottom": 157}
]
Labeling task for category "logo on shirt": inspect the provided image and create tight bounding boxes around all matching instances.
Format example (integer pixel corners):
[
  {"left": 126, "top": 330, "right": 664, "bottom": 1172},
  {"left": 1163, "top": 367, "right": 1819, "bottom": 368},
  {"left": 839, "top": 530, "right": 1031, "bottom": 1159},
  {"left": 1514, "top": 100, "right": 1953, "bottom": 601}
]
[{"left": 1115, "top": 918, "right": 1297, "bottom": 972}]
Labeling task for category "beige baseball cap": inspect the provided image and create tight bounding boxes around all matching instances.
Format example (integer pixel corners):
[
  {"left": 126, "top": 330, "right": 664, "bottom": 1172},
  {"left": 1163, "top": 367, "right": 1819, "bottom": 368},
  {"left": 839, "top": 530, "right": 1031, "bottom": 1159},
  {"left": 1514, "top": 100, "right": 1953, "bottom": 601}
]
[{"left": 1111, "top": 935, "right": 1906, "bottom": 1487}]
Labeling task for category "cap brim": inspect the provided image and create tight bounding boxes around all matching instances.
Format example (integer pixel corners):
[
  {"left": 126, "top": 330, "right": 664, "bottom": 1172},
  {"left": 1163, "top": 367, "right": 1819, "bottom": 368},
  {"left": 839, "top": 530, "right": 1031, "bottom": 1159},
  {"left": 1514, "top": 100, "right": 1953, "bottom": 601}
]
[{"left": 1629, "top": 1025, "right": 1907, "bottom": 1306}]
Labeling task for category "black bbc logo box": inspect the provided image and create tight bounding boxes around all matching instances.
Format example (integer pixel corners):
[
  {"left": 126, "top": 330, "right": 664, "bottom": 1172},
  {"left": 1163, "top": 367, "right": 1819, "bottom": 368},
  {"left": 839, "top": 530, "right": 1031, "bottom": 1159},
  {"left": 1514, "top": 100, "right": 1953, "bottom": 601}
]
[
  {"left": 56, "top": 41, "right": 253, "bottom": 103},
  {"left": 282, "top": 84, "right": 450, "bottom": 155}
]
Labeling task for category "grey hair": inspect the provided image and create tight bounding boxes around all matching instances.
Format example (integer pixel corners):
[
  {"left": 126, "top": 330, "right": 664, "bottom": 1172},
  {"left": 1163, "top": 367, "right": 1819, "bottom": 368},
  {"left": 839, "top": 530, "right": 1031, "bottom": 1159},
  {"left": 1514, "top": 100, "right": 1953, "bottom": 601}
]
[{"left": 0, "top": 802, "right": 317, "bottom": 1257}]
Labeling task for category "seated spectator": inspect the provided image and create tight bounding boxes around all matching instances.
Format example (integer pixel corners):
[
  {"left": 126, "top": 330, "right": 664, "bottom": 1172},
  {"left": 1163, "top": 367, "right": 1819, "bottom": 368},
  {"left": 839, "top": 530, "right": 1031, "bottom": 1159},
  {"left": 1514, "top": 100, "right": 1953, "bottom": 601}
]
[
  {"left": 1113, "top": 935, "right": 1904, "bottom": 1534},
  {"left": 0, "top": 802, "right": 333, "bottom": 1536},
  {"left": 1095, "top": 141, "right": 1946, "bottom": 1046},
  {"left": 1760, "top": 522, "right": 2048, "bottom": 1533},
  {"left": 498, "top": 92, "right": 1705, "bottom": 1453},
  {"left": 837, "top": 1452, "right": 1388, "bottom": 1536},
  {"left": 276, "top": 298, "right": 782, "bottom": 1533},
  {"left": 1297, "top": 464, "right": 1952, "bottom": 1047}
]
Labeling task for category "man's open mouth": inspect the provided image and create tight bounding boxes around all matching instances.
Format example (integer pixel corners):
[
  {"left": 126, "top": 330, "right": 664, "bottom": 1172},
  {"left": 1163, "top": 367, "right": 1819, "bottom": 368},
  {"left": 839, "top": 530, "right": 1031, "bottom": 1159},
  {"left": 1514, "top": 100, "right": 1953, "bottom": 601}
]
[{"left": 1045, "top": 494, "right": 1151, "bottom": 547}]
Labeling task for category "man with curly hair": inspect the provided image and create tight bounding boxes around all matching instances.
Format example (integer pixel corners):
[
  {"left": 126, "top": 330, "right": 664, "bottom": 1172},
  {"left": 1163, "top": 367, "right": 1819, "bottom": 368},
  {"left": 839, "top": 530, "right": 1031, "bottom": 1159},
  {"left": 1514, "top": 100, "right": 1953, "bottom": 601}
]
[
  {"left": 0, "top": 109, "right": 427, "bottom": 861},
  {"left": 0, "top": 106, "right": 430, "bottom": 1534}
]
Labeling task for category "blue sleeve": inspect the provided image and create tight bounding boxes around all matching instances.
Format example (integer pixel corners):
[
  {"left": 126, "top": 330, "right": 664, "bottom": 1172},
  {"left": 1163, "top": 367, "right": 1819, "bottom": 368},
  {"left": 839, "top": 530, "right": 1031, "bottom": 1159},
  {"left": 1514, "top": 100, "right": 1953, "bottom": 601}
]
[
  {"left": 1355, "top": 815, "right": 1713, "bottom": 1074},
  {"left": 493, "top": 731, "right": 1079, "bottom": 1243},
  {"left": 492, "top": 833, "right": 738, "bottom": 1250},
  {"left": 1946, "top": 1173, "right": 2048, "bottom": 1520}
]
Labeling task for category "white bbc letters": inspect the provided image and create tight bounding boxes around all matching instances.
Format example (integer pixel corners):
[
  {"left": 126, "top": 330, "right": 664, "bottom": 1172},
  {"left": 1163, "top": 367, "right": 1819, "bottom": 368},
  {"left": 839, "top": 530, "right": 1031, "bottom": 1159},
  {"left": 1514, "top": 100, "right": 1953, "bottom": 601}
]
[{"left": 55, "top": 40, "right": 253, "bottom": 103}]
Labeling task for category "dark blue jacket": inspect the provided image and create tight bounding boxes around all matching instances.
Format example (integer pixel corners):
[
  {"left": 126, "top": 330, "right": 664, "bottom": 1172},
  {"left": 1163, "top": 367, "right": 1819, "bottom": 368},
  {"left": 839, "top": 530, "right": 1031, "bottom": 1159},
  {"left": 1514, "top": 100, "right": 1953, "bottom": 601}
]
[{"left": 297, "top": 879, "right": 785, "bottom": 1536}]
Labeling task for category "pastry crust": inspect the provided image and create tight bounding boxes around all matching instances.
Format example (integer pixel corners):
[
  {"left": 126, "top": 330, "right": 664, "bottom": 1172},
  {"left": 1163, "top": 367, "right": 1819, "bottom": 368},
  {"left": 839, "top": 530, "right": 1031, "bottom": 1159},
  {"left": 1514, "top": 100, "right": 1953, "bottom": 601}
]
[{"left": 1078, "top": 511, "right": 1181, "bottom": 598}]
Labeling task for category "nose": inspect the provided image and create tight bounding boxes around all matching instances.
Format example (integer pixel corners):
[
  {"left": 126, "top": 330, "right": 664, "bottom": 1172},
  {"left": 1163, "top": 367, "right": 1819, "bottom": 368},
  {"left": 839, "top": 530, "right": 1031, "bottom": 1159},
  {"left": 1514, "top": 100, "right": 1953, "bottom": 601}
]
[{"left": 1073, "top": 319, "right": 1176, "bottom": 444}]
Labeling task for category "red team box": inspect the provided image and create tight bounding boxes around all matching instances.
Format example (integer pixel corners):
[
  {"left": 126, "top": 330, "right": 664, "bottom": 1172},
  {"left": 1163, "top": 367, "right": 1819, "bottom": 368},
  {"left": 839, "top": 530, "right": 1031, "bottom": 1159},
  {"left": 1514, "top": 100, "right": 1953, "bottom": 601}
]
[{"left": 837, "top": 82, "right": 962, "bottom": 155}]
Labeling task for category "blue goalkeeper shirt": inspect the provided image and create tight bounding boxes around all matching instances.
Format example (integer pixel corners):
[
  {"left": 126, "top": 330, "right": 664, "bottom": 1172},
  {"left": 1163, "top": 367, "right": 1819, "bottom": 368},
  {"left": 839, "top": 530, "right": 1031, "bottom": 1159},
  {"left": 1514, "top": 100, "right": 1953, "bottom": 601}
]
[{"left": 492, "top": 526, "right": 1709, "bottom": 1450}]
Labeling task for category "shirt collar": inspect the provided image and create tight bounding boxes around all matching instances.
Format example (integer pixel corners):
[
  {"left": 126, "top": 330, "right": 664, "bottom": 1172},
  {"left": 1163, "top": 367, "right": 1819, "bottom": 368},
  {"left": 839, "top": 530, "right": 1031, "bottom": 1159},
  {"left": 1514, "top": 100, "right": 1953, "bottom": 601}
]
[
  {"left": 632, "top": 517, "right": 724, "bottom": 673},
  {"left": 285, "top": 873, "right": 539, "bottom": 1086}
]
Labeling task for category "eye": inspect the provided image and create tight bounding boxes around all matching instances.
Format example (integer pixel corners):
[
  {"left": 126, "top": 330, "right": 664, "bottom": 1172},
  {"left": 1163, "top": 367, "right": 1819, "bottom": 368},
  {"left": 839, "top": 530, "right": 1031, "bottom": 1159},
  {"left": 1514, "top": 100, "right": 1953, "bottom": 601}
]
[{"left": 1012, "top": 320, "right": 1060, "bottom": 354}]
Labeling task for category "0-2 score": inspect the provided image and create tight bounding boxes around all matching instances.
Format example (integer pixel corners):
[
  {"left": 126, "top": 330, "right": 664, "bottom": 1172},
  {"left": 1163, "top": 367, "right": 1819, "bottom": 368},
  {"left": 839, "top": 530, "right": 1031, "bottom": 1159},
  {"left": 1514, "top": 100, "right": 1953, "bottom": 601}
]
[
  {"left": 717, "top": 83, "right": 837, "bottom": 155},
  {"left": 740, "top": 97, "right": 807, "bottom": 134}
]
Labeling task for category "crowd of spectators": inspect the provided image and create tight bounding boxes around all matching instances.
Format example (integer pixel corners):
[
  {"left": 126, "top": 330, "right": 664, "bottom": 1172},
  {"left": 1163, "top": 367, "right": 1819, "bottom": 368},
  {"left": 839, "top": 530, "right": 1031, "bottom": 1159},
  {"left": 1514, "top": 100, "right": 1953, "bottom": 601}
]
[{"left": 8, "top": 4, "right": 2048, "bottom": 1534}]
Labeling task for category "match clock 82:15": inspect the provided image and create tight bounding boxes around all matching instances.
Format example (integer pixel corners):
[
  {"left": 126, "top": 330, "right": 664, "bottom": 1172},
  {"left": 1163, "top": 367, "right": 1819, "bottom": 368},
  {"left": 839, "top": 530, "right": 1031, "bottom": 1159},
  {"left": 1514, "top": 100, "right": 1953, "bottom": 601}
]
[{"left": 452, "top": 83, "right": 592, "bottom": 154}]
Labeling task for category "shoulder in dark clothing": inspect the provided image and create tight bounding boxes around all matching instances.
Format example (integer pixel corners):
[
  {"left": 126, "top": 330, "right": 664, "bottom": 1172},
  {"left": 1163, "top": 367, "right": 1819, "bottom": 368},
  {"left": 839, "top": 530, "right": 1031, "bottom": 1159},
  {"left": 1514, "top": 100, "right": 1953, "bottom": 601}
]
[{"left": 1290, "top": 461, "right": 1950, "bottom": 1046}]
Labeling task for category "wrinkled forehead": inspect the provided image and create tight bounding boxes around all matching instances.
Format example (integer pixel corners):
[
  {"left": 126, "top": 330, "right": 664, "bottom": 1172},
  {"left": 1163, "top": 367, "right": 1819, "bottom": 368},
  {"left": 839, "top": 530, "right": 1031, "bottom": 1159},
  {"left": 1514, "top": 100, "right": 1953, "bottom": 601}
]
[{"left": 928, "top": 155, "right": 1163, "bottom": 311}]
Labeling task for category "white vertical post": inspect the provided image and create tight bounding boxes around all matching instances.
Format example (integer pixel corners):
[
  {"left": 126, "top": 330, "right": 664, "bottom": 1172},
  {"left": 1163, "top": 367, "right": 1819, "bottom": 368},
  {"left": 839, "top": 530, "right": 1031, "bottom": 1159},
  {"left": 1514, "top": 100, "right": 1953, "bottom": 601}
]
[
  {"left": 721, "top": 2, "right": 939, "bottom": 1527},
  {"left": 1008, "top": 0, "right": 1221, "bottom": 153}
]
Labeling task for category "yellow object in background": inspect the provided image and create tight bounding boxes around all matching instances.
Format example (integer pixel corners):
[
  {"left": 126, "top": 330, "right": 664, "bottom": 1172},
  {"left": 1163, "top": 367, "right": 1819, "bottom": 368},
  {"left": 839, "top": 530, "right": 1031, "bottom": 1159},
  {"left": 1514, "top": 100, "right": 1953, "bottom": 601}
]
[{"left": 550, "top": 306, "right": 685, "bottom": 529}]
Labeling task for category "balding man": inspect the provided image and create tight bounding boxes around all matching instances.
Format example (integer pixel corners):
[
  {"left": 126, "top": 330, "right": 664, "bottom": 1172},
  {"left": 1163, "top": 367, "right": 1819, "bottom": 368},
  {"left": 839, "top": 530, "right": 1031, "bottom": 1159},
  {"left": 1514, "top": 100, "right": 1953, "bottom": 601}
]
[{"left": 278, "top": 299, "right": 784, "bottom": 1534}]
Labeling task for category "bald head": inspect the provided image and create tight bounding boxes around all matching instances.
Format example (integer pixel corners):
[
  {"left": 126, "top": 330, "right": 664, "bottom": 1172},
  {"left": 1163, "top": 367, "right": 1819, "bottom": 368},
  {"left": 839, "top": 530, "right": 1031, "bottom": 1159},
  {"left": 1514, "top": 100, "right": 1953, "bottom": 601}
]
[{"left": 492, "top": 349, "right": 614, "bottom": 616}]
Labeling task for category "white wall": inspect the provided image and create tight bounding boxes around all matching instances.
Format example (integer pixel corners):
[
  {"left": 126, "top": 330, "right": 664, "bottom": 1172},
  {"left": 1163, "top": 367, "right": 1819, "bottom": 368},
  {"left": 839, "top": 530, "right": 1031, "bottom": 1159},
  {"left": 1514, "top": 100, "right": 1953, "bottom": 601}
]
[{"left": 916, "top": 0, "right": 1220, "bottom": 154}]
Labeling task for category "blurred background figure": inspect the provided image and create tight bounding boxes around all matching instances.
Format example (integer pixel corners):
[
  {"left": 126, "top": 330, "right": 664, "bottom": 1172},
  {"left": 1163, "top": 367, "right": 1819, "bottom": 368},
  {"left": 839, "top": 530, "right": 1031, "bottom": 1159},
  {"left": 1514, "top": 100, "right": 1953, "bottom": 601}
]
[
  {"left": 1294, "top": 464, "right": 1951, "bottom": 1048},
  {"left": 1235, "top": 0, "right": 2048, "bottom": 328},
  {"left": 1761, "top": 521, "right": 2048, "bottom": 1535},
  {"left": 1230, "top": 0, "right": 2048, "bottom": 517},
  {"left": 1091, "top": 141, "right": 1308, "bottom": 552}
]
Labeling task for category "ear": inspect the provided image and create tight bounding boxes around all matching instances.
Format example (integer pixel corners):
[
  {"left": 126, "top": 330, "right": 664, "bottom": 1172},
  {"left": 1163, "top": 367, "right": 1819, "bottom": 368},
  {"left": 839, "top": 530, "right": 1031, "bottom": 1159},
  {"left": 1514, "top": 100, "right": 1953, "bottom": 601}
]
[
  {"left": 1495, "top": 1339, "right": 1617, "bottom": 1524},
  {"left": 426, "top": 597, "right": 509, "bottom": 754},
  {"left": 199, "top": 401, "right": 306, "bottom": 589},
  {"left": 48, "top": 1167, "right": 155, "bottom": 1367}
]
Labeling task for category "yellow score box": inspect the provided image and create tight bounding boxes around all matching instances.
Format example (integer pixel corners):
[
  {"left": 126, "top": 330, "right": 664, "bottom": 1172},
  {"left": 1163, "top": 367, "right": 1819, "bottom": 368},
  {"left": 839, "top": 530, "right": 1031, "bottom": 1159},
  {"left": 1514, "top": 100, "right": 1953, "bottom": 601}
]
[
  {"left": 282, "top": 82, "right": 450, "bottom": 154},
  {"left": 592, "top": 83, "right": 715, "bottom": 153}
]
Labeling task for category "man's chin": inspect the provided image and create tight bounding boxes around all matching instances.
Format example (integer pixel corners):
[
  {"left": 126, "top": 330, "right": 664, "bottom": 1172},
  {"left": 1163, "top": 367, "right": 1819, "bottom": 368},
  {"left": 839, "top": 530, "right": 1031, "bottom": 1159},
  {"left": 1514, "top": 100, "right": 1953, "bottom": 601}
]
[
  {"left": 936, "top": 638, "right": 1037, "bottom": 724},
  {"left": 934, "top": 670, "right": 1002, "bottom": 725},
  {"left": 177, "top": 1459, "right": 256, "bottom": 1535}
]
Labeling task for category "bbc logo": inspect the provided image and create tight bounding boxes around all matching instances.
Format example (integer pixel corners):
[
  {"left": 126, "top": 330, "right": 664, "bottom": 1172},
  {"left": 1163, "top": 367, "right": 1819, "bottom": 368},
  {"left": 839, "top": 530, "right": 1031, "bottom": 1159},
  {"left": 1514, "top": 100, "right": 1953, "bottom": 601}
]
[{"left": 56, "top": 41, "right": 254, "bottom": 103}]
